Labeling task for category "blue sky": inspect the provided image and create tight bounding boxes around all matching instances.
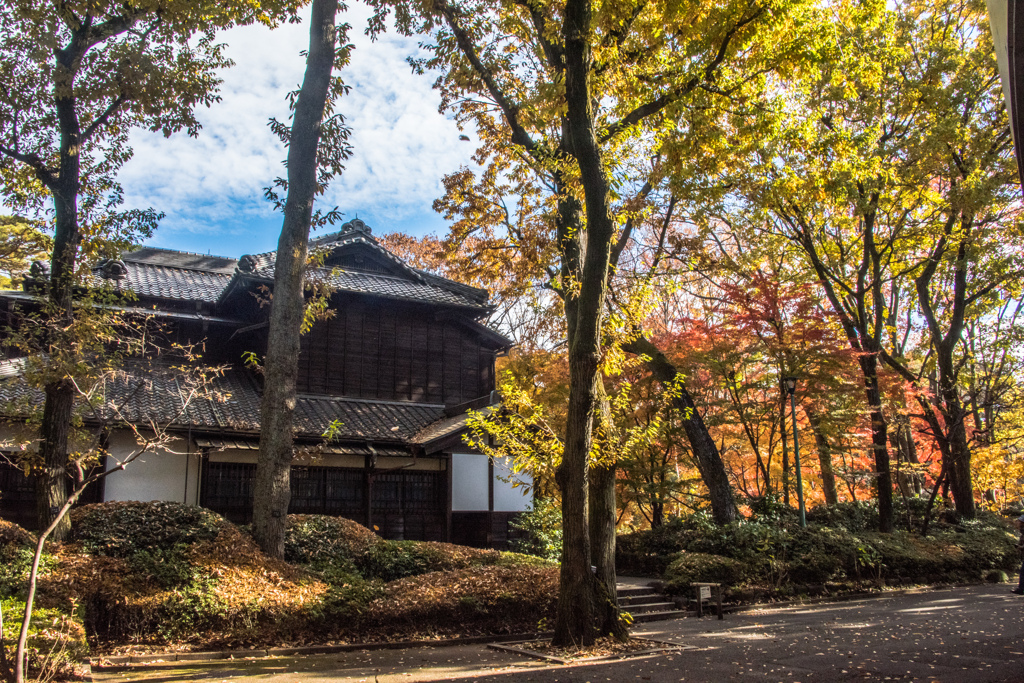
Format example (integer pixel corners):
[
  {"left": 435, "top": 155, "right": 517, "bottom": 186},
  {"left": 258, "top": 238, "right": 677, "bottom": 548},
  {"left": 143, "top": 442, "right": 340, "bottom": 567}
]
[{"left": 118, "top": 2, "right": 478, "bottom": 259}]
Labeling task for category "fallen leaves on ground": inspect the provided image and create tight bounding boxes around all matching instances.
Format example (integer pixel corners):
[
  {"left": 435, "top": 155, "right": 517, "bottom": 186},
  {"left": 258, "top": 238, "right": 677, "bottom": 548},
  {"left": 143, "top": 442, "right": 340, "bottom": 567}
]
[{"left": 510, "top": 636, "right": 670, "bottom": 661}]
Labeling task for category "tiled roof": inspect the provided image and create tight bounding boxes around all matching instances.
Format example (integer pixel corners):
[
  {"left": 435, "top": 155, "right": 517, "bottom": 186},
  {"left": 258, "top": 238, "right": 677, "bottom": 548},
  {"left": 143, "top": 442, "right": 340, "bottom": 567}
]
[
  {"left": 294, "top": 395, "right": 446, "bottom": 442},
  {"left": 412, "top": 405, "right": 495, "bottom": 447},
  {"left": 0, "top": 362, "right": 452, "bottom": 445},
  {"left": 88, "top": 262, "right": 233, "bottom": 304},
  {"left": 241, "top": 222, "right": 490, "bottom": 311},
  {"left": 245, "top": 262, "right": 491, "bottom": 310},
  {"left": 122, "top": 247, "right": 238, "bottom": 274},
  {"left": 69, "top": 223, "right": 491, "bottom": 312}
]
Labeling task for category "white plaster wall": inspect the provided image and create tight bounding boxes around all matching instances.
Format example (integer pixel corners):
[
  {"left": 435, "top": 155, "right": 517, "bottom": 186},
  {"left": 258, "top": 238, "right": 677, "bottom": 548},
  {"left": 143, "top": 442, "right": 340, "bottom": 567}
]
[
  {"left": 492, "top": 456, "right": 532, "bottom": 512},
  {"left": 103, "top": 431, "right": 200, "bottom": 505},
  {"left": 207, "top": 449, "right": 258, "bottom": 464},
  {"left": 452, "top": 453, "right": 489, "bottom": 511},
  {"left": 451, "top": 453, "right": 532, "bottom": 512}
]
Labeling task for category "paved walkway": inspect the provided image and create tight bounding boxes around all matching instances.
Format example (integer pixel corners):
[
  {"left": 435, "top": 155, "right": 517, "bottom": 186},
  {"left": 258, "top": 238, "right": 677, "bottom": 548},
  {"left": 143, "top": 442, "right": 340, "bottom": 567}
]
[{"left": 93, "top": 583, "right": 1024, "bottom": 683}]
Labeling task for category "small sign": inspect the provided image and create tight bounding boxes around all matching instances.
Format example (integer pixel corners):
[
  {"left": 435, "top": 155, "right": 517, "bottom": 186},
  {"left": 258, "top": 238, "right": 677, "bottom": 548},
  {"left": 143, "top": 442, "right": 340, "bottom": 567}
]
[{"left": 699, "top": 586, "right": 711, "bottom": 600}]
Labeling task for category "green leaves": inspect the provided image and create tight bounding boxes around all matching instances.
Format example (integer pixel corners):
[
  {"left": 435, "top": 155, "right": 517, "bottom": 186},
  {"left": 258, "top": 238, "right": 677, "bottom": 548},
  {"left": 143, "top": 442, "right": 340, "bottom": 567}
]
[{"left": 0, "top": 0, "right": 302, "bottom": 243}]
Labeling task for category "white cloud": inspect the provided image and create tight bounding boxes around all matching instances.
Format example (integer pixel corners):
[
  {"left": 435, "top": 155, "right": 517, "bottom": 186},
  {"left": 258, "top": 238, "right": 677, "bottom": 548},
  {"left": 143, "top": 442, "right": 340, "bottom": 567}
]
[{"left": 119, "top": 2, "right": 478, "bottom": 256}]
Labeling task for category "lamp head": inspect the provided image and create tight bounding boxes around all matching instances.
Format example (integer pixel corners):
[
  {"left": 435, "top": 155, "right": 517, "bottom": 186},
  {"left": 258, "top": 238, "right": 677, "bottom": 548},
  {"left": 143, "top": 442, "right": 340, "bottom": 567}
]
[{"left": 783, "top": 376, "right": 798, "bottom": 394}]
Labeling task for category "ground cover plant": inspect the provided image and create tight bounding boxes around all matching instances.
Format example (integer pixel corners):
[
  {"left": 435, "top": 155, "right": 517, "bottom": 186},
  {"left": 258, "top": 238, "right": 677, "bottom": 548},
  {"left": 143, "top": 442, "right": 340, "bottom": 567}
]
[
  {"left": 0, "top": 520, "right": 89, "bottom": 681},
  {"left": 616, "top": 500, "right": 1020, "bottom": 603},
  {"left": 0, "top": 502, "right": 557, "bottom": 667}
]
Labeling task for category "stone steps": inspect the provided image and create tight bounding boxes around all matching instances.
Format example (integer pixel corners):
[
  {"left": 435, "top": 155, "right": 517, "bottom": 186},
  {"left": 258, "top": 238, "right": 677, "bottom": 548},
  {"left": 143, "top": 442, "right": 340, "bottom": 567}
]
[{"left": 615, "top": 583, "right": 687, "bottom": 623}]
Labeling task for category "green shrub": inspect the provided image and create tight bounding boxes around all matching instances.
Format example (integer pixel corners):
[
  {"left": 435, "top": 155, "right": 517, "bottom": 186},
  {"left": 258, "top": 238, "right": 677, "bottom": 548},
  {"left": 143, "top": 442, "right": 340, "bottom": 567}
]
[
  {"left": 1, "top": 597, "right": 88, "bottom": 681},
  {"left": 495, "top": 551, "right": 557, "bottom": 568},
  {"left": 618, "top": 516, "right": 796, "bottom": 576},
  {"left": 749, "top": 494, "right": 801, "bottom": 524},
  {"left": 0, "top": 544, "right": 34, "bottom": 599},
  {"left": 663, "top": 553, "right": 747, "bottom": 595},
  {"left": 284, "top": 515, "right": 536, "bottom": 583},
  {"left": 309, "top": 579, "right": 386, "bottom": 623},
  {"left": 854, "top": 528, "right": 1019, "bottom": 583},
  {"left": 284, "top": 515, "right": 377, "bottom": 570},
  {"left": 357, "top": 540, "right": 430, "bottom": 582},
  {"left": 786, "top": 527, "right": 857, "bottom": 583},
  {"left": 125, "top": 547, "right": 198, "bottom": 589},
  {"left": 72, "top": 501, "right": 224, "bottom": 557},
  {"left": 616, "top": 517, "right": 708, "bottom": 576},
  {"left": 0, "top": 518, "right": 33, "bottom": 548},
  {"left": 805, "top": 501, "right": 879, "bottom": 532},
  {"left": 509, "top": 498, "right": 562, "bottom": 562},
  {"left": 153, "top": 574, "right": 230, "bottom": 641},
  {"left": 620, "top": 505, "right": 1020, "bottom": 599}
]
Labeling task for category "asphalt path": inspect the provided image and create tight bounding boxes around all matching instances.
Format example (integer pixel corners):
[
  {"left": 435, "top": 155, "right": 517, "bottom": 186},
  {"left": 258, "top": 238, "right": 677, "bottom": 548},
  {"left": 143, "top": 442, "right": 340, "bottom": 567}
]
[{"left": 94, "top": 583, "right": 1024, "bottom": 683}]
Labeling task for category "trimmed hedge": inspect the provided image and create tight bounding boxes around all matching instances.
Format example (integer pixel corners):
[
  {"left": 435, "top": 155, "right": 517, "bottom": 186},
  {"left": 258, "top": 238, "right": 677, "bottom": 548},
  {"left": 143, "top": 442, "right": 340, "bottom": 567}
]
[
  {"left": 5, "top": 502, "right": 558, "bottom": 654},
  {"left": 285, "top": 514, "right": 547, "bottom": 583},
  {"left": 71, "top": 501, "right": 224, "bottom": 557},
  {"left": 620, "top": 502, "right": 1020, "bottom": 600}
]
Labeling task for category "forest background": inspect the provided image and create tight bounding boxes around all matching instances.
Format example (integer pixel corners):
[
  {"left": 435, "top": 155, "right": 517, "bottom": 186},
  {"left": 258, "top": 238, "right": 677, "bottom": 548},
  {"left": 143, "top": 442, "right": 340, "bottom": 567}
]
[{"left": 377, "top": 0, "right": 1024, "bottom": 536}]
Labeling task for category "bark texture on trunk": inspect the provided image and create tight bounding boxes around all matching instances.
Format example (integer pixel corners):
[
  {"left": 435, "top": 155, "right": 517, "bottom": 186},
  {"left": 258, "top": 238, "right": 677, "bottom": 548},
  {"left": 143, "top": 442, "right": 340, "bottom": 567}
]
[
  {"left": 621, "top": 335, "right": 737, "bottom": 524},
  {"left": 35, "top": 39, "right": 91, "bottom": 542},
  {"left": 253, "top": 0, "right": 339, "bottom": 559},
  {"left": 590, "top": 385, "right": 624, "bottom": 639},
  {"left": 589, "top": 462, "right": 626, "bottom": 640},
  {"left": 804, "top": 407, "right": 838, "bottom": 506},
  {"left": 940, "top": 382, "right": 975, "bottom": 518},
  {"left": 779, "top": 387, "right": 790, "bottom": 506},
  {"left": 859, "top": 353, "right": 894, "bottom": 533},
  {"left": 37, "top": 382, "right": 73, "bottom": 540},
  {"left": 550, "top": 0, "right": 621, "bottom": 647},
  {"left": 912, "top": 225, "right": 976, "bottom": 519}
]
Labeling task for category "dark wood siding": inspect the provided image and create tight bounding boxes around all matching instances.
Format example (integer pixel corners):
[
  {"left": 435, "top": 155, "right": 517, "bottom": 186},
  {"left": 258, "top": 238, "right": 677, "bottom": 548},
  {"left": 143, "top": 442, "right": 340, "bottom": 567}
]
[
  {"left": 451, "top": 511, "right": 526, "bottom": 550},
  {"left": 0, "top": 458, "right": 103, "bottom": 530},
  {"left": 200, "top": 460, "right": 445, "bottom": 541},
  {"left": 296, "top": 298, "right": 496, "bottom": 405}
]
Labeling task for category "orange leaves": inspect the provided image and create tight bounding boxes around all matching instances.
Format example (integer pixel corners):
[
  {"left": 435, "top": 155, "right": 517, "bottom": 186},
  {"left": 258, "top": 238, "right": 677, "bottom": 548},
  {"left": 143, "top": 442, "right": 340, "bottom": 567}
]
[{"left": 361, "top": 565, "right": 558, "bottom": 638}]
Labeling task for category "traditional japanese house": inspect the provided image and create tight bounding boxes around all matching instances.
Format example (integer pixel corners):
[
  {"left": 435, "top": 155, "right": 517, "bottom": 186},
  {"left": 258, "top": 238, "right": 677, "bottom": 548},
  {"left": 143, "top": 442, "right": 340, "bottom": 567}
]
[{"left": 0, "top": 219, "right": 529, "bottom": 547}]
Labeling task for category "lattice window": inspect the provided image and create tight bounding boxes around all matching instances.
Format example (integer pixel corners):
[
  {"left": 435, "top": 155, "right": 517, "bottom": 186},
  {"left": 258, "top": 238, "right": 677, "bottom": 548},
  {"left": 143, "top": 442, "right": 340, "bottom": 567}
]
[{"left": 0, "top": 457, "right": 103, "bottom": 530}]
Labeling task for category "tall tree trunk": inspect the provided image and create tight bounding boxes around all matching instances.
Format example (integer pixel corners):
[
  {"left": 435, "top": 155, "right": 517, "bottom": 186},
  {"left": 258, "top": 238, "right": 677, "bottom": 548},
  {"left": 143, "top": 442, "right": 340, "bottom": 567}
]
[
  {"left": 589, "top": 462, "right": 626, "bottom": 640},
  {"left": 621, "top": 335, "right": 737, "bottom": 524},
  {"left": 779, "top": 387, "right": 790, "bottom": 507},
  {"left": 36, "top": 382, "right": 73, "bottom": 540},
  {"left": 939, "top": 376, "right": 975, "bottom": 518},
  {"left": 554, "top": 365, "right": 598, "bottom": 647},
  {"left": 35, "top": 42, "right": 88, "bottom": 542},
  {"left": 550, "top": 0, "right": 622, "bottom": 646},
  {"left": 253, "top": 0, "right": 338, "bottom": 558},
  {"left": 913, "top": 225, "right": 976, "bottom": 519},
  {"left": 589, "top": 462, "right": 616, "bottom": 595},
  {"left": 901, "top": 422, "right": 922, "bottom": 495},
  {"left": 805, "top": 407, "right": 838, "bottom": 506},
  {"left": 589, "top": 385, "right": 626, "bottom": 640},
  {"left": 590, "top": 388, "right": 615, "bottom": 585},
  {"left": 859, "top": 353, "right": 894, "bottom": 532}
]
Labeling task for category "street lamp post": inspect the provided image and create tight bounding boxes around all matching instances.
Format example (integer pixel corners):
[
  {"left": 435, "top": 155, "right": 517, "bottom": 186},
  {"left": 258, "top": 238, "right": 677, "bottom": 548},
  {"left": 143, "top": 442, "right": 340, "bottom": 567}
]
[{"left": 783, "top": 377, "right": 807, "bottom": 528}]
